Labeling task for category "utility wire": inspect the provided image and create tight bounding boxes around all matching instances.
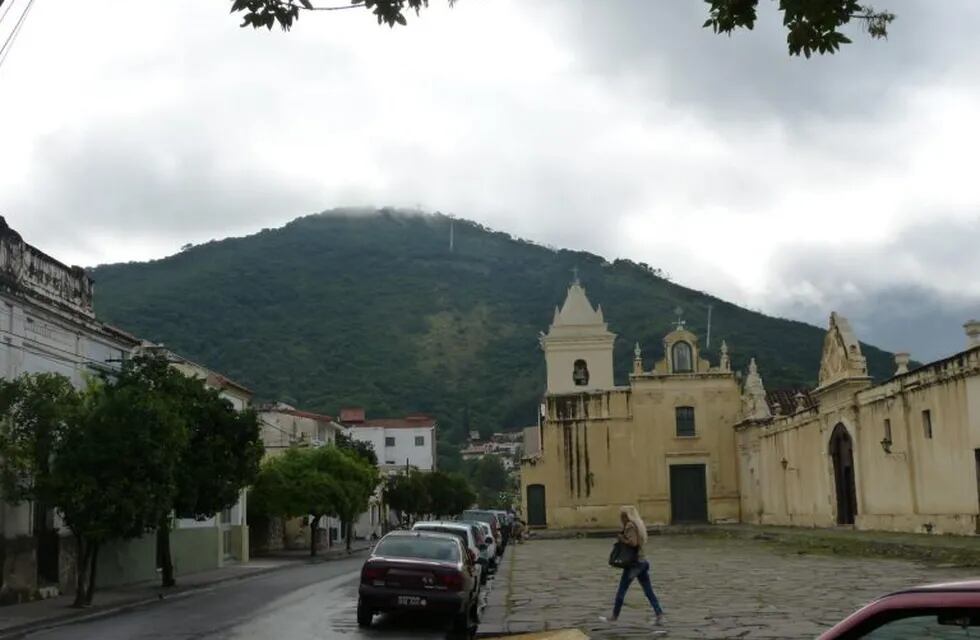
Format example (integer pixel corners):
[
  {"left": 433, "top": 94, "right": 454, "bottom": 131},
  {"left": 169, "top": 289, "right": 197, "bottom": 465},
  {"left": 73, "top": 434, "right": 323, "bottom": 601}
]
[
  {"left": 0, "top": 0, "right": 18, "bottom": 29},
  {"left": 0, "top": 0, "right": 35, "bottom": 73}
]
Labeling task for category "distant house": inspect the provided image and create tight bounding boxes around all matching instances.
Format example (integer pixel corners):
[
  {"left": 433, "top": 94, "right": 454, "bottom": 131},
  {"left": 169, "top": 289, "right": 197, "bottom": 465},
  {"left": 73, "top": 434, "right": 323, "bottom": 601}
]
[
  {"left": 253, "top": 404, "right": 345, "bottom": 553},
  {"left": 258, "top": 403, "right": 343, "bottom": 454},
  {"left": 340, "top": 408, "right": 437, "bottom": 539}
]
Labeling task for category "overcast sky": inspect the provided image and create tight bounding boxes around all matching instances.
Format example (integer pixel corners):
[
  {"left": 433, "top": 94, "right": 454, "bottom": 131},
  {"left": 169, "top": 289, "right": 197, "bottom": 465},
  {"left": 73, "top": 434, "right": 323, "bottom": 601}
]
[{"left": 1, "top": 0, "right": 978, "bottom": 362}]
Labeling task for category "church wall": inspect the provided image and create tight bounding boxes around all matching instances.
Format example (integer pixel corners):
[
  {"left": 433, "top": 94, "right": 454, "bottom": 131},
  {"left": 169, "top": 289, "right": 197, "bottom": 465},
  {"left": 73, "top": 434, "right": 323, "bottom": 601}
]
[
  {"left": 754, "top": 416, "right": 836, "bottom": 528},
  {"left": 630, "top": 376, "right": 741, "bottom": 525},
  {"left": 853, "top": 354, "right": 980, "bottom": 534},
  {"left": 738, "top": 346, "right": 980, "bottom": 535},
  {"left": 520, "top": 373, "right": 741, "bottom": 530}
]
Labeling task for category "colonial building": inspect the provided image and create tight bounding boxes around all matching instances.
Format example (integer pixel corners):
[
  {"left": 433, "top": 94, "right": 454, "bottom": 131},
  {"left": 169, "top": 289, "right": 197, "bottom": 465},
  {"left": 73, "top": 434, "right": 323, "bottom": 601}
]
[
  {"left": 736, "top": 315, "right": 980, "bottom": 535},
  {"left": 521, "top": 280, "right": 980, "bottom": 537},
  {"left": 520, "top": 280, "right": 741, "bottom": 529},
  {"left": 0, "top": 218, "right": 140, "bottom": 601},
  {"left": 258, "top": 403, "right": 343, "bottom": 455},
  {"left": 253, "top": 403, "right": 345, "bottom": 552},
  {"left": 0, "top": 218, "right": 258, "bottom": 600}
]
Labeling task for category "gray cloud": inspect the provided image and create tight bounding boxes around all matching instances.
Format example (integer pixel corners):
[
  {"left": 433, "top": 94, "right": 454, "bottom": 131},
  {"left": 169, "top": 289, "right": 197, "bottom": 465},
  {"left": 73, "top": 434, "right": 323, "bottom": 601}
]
[
  {"left": 1, "top": 0, "right": 978, "bottom": 359},
  {"left": 764, "top": 217, "right": 980, "bottom": 360},
  {"left": 535, "top": 0, "right": 980, "bottom": 122}
]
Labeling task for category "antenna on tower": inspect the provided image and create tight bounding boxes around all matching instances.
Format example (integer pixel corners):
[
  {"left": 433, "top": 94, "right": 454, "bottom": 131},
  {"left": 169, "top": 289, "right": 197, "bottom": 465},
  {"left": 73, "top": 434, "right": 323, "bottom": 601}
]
[{"left": 706, "top": 304, "right": 713, "bottom": 348}]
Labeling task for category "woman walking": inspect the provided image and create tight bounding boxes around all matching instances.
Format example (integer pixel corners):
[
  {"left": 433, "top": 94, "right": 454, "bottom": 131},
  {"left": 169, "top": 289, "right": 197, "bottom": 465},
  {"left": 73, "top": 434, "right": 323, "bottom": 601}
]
[{"left": 600, "top": 505, "right": 664, "bottom": 625}]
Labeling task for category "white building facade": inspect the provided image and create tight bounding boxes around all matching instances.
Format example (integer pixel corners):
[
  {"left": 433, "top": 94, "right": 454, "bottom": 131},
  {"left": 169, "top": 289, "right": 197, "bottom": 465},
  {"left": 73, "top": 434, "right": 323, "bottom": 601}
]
[
  {"left": 0, "top": 218, "right": 140, "bottom": 600},
  {"left": 340, "top": 408, "right": 437, "bottom": 539}
]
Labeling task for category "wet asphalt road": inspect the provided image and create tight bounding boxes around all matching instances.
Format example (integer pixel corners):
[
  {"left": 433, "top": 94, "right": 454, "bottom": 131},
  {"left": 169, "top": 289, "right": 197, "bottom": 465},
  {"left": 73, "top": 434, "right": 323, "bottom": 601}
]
[{"left": 24, "top": 557, "right": 480, "bottom": 640}]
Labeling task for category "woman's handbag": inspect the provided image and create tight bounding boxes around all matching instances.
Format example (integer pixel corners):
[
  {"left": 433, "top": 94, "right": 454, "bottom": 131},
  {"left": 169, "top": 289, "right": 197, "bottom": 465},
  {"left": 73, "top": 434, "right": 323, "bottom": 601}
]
[{"left": 608, "top": 540, "right": 638, "bottom": 568}]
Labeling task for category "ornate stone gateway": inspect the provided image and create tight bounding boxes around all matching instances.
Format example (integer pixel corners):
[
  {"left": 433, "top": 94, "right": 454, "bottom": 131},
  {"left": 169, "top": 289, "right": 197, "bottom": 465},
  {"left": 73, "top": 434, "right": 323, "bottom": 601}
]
[
  {"left": 830, "top": 424, "right": 858, "bottom": 525},
  {"left": 669, "top": 464, "right": 708, "bottom": 524}
]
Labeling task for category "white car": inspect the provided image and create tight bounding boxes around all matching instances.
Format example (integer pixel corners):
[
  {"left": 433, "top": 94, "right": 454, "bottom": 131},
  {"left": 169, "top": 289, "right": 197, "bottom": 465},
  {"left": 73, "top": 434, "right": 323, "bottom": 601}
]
[
  {"left": 412, "top": 521, "right": 487, "bottom": 585},
  {"left": 461, "top": 520, "right": 497, "bottom": 571}
]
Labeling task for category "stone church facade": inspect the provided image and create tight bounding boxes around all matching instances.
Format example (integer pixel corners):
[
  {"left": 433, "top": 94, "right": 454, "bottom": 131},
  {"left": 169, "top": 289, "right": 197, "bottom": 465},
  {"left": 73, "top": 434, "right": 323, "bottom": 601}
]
[{"left": 520, "top": 281, "right": 980, "bottom": 535}]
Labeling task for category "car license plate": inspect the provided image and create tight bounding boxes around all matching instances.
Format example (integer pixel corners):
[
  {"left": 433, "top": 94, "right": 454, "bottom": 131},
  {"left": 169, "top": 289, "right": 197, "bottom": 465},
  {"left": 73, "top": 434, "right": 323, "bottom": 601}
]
[{"left": 397, "top": 596, "right": 426, "bottom": 606}]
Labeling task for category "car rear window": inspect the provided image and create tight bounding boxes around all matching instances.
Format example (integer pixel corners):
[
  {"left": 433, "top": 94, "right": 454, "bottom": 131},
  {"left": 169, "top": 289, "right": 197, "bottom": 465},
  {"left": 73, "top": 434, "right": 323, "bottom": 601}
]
[
  {"left": 414, "top": 526, "right": 469, "bottom": 546},
  {"left": 463, "top": 511, "right": 495, "bottom": 523},
  {"left": 374, "top": 536, "right": 461, "bottom": 562}
]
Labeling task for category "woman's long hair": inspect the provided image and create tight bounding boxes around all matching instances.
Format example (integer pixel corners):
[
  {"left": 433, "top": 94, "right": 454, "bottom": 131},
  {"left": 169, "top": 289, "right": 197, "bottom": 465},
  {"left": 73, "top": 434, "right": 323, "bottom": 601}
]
[{"left": 620, "top": 505, "right": 648, "bottom": 545}]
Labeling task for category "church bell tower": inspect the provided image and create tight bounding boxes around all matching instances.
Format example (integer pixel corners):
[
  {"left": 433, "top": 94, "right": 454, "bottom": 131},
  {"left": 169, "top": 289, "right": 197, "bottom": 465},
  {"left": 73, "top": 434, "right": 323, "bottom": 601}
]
[{"left": 539, "top": 278, "right": 616, "bottom": 395}]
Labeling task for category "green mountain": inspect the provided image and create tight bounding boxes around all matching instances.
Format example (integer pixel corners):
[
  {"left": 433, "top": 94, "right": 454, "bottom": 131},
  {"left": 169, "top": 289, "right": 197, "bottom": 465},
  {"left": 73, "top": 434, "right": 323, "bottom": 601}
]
[{"left": 89, "top": 209, "right": 895, "bottom": 466}]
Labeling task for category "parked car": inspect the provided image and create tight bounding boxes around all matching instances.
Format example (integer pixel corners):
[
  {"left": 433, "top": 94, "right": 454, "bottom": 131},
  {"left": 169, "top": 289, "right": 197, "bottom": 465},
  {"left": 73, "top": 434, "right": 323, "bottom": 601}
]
[
  {"left": 818, "top": 579, "right": 980, "bottom": 638},
  {"left": 488, "top": 510, "right": 512, "bottom": 548},
  {"left": 357, "top": 530, "right": 480, "bottom": 635},
  {"left": 461, "top": 520, "right": 497, "bottom": 571},
  {"left": 461, "top": 509, "right": 503, "bottom": 555},
  {"left": 412, "top": 520, "right": 487, "bottom": 584}
]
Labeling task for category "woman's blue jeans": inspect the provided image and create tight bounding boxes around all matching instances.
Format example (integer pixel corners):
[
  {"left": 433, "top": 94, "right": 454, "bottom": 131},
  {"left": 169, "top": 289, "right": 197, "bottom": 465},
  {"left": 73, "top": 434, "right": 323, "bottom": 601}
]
[{"left": 613, "top": 560, "right": 663, "bottom": 617}]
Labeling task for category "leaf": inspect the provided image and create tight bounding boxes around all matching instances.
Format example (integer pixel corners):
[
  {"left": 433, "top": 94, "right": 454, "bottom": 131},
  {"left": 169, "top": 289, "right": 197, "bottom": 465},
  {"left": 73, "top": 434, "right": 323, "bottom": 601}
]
[{"left": 300, "top": 0, "right": 313, "bottom": 8}]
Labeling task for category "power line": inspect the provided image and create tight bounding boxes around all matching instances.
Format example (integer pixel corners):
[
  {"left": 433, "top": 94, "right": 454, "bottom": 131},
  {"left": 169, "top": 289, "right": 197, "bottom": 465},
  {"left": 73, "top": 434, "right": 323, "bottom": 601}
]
[
  {"left": 0, "top": 0, "right": 18, "bottom": 29},
  {"left": 0, "top": 0, "right": 35, "bottom": 74}
]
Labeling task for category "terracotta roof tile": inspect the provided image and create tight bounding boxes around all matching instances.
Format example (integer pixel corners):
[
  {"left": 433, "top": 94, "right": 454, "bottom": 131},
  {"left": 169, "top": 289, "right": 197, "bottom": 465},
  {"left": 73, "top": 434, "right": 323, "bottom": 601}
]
[{"left": 766, "top": 389, "right": 816, "bottom": 416}]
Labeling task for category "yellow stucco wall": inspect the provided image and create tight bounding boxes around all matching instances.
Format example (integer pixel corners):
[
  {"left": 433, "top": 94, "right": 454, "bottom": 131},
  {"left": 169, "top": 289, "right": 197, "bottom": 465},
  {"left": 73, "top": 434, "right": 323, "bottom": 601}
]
[
  {"left": 521, "top": 371, "right": 741, "bottom": 529},
  {"left": 737, "top": 347, "right": 980, "bottom": 535}
]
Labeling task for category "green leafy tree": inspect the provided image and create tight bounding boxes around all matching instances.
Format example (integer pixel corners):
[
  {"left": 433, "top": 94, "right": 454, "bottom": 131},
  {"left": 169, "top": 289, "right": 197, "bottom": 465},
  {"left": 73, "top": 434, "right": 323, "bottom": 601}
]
[
  {"left": 231, "top": 0, "right": 893, "bottom": 56},
  {"left": 103, "top": 351, "right": 263, "bottom": 588},
  {"left": 335, "top": 432, "right": 379, "bottom": 548},
  {"left": 382, "top": 470, "right": 429, "bottom": 525},
  {"left": 161, "top": 387, "right": 263, "bottom": 587},
  {"left": 54, "top": 374, "right": 188, "bottom": 606},
  {"left": 0, "top": 368, "right": 190, "bottom": 606},
  {"left": 250, "top": 446, "right": 375, "bottom": 555},
  {"left": 336, "top": 431, "right": 378, "bottom": 466},
  {"left": 0, "top": 374, "right": 80, "bottom": 507},
  {"left": 426, "top": 471, "right": 475, "bottom": 517}
]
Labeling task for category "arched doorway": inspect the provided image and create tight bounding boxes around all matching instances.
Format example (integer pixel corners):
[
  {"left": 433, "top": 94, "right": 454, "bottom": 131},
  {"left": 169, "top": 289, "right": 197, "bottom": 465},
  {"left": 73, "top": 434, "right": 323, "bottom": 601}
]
[
  {"left": 526, "top": 484, "right": 546, "bottom": 527},
  {"left": 830, "top": 424, "right": 858, "bottom": 525}
]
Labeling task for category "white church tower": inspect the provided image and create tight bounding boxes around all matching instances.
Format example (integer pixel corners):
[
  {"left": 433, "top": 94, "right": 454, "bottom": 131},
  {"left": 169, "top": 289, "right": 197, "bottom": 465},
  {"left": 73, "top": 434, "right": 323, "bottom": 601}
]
[{"left": 539, "top": 278, "right": 616, "bottom": 394}]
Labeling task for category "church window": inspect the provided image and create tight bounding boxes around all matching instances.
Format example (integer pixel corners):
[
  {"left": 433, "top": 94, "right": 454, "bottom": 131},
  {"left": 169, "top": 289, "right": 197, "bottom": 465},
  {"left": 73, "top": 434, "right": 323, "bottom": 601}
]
[
  {"left": 883, "top": 418, "right": 892, "bottom": 442},
  {"left": 573, "top": 359, "right": 590, "bottom": 386},
  {"left": 415, "top": 435, "right": 425, "bottom": 446},
  {"left": 922, "top": 410, "right": 932, "bottom": 439},
  {"left": 385, "top": 436, "right": 396, "bottom": 447},
  {"left": 675, "top": 406, "right": 696, "bottom": 437},
  {"left": 672, "top": 342, "right": 693, "bottom": 373}
]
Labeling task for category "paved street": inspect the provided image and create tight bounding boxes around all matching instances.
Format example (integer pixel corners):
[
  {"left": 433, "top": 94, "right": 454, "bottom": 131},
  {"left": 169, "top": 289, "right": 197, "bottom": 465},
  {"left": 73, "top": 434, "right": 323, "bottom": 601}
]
[
  {"left": 502, "top": 536, "right": 978, "bottom": 639},
  {"left": 20, "top": 556, "right": 485, "bottom": 640}
]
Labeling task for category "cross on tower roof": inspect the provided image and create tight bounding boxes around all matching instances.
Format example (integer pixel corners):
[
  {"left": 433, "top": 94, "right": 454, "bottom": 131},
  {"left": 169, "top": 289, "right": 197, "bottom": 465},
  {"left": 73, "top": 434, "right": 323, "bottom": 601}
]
[{"left": 673, "top": 306, "right": 686, "bottom": 330}]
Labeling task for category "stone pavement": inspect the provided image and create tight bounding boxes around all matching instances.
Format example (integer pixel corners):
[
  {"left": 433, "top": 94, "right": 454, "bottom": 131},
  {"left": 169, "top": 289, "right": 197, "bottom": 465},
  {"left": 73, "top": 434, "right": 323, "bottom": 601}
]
[
  {"left": 0, "top": 544, "right": 370, "bottom": 639},
  {"left": 496, "top": 535, "right": 977, "bottom": 639}
]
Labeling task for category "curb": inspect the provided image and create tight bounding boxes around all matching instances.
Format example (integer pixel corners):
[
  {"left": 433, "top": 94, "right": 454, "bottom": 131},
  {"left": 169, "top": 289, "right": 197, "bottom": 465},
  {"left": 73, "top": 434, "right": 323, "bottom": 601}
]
[{"left": 0, "top": 548, "right": 369, "bottom": 639}]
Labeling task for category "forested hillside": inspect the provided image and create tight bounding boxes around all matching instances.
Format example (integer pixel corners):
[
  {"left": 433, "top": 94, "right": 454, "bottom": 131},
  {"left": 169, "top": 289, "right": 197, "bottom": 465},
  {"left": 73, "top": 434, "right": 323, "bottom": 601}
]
[{"left": 90, "top": 209, "right": 896, "bottom": 466}]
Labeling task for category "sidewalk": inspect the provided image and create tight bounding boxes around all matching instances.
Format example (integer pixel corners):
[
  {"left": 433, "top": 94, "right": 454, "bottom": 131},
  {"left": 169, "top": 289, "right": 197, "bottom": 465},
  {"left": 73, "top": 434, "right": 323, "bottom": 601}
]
[
  {"left": 0, "top": 544, "right": 369, "bottom": 639},
  {"left": 528, "top": 523, "right": 980, "bottom": 567}
]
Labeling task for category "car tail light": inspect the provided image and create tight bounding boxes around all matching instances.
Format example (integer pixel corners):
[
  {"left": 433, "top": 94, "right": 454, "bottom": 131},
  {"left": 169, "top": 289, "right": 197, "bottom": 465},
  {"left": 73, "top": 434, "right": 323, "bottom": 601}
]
[
  {"left": 361, "top": 564, "right": 387, "bottom": 583},
  {"left": 437, "top": 571, "right": 464, "bottom": 592}
]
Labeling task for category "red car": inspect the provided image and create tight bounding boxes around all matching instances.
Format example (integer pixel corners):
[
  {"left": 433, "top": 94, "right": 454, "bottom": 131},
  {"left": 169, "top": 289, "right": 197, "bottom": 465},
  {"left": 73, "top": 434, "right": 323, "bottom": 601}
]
[
  {"left": 357, "top": 530, "right": 481, "bottom": 636},
  {"left": 818, "top": 580, "right": 980, "bottom": 638}
]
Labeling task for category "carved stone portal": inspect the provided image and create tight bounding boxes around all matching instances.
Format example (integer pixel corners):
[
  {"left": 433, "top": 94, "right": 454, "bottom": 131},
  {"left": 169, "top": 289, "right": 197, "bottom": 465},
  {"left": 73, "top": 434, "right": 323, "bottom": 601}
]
[{"left": 818, "top": 312, "right": 868, "bottom": 388}]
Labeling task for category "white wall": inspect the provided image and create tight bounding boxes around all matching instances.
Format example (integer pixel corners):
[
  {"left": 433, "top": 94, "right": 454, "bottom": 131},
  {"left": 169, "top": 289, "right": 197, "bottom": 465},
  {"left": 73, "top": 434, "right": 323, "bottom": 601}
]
[
  {"left": 0, "top": 296, "right": 135, "bottom": 539},
  {"left": 349, "top": 426, "right": 435, "bottom": 471}
]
